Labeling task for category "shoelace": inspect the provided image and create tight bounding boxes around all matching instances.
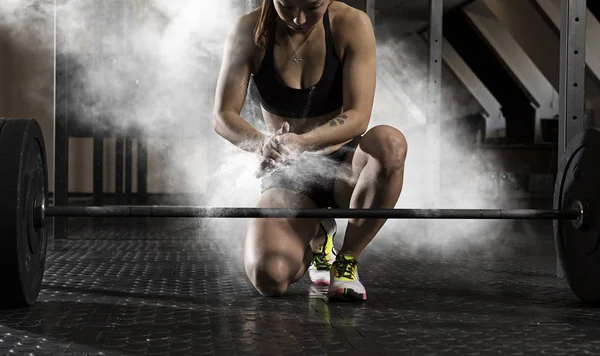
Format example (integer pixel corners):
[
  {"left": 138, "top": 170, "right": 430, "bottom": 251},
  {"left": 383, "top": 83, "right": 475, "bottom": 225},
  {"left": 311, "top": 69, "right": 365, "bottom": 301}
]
[
  {"left": 334, "top": 258, "right": 359, "bottom": 279},
  {"left": 313, "top": 225, "right": 336, "bottom": 270},
  {"left": 313, "top": 248, "right": 331, "bottom": 270}
]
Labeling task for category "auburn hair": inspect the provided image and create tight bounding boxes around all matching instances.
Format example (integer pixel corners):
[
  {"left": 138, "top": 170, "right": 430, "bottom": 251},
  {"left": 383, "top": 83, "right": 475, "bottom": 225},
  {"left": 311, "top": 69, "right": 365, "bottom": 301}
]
[{"left": 254, "top": 0, "right": 335, "bottom": 48}]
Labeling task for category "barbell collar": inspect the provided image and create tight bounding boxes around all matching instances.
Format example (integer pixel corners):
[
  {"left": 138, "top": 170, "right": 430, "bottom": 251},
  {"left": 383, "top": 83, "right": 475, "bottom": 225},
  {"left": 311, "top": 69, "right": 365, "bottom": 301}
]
[{"left": 33, "top": 195, "right": 46, "bottom": 230}]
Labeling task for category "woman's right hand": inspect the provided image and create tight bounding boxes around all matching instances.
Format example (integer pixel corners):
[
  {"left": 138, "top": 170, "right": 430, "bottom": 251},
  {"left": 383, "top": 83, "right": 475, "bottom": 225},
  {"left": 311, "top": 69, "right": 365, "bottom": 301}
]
[{"left": 255, "top": 122, "right": 293, "bottom": 178}]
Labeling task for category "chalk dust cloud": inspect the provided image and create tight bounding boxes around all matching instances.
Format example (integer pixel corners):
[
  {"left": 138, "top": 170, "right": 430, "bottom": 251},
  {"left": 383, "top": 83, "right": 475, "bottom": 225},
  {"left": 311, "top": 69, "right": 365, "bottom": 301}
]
[{"left": 0, "top": 1, "right": 512, "bottom": 258}]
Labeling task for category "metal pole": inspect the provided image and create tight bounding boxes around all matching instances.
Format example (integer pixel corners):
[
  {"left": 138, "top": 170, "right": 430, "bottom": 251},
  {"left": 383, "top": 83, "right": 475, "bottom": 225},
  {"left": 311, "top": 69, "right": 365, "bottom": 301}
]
[
  {"left": 44, "top": 206, "right": 579, "bottom": 220},
  {"left": 427, "top": 0, "right": 443, "bottom": 208},
  {"left": 429, "top": 0, "right": 444, "bottom": 114},
  {"left": 425, "top": 0, "right": 444, "bottom": 241},
  {"left": 53, "top": 0, "right": 69, "bottom": 239},
  {"left": 556, "top": 0, "right": 587, "bottom": 278},
  {"left": 366, "top": 0, "right": 375, "bottom": 26},
  {"left": 559, "top": 0, "right": 587, "bottom": 153}
]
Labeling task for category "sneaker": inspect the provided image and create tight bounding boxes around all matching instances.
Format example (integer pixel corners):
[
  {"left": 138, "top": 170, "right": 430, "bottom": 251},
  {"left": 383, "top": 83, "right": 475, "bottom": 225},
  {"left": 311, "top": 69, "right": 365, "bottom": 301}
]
[
  {"left": 328, "top": 254, "right": 367, "bottom": 301},
  {"left": 308, "top": 218, "right": 337, "bottom": 286}
]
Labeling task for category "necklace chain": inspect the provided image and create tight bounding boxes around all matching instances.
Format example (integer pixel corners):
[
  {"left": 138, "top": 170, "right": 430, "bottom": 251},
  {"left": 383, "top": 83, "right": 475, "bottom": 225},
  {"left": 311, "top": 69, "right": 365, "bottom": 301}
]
[{"left": 287, "top": 25, "right": 317, "bottom": 64}]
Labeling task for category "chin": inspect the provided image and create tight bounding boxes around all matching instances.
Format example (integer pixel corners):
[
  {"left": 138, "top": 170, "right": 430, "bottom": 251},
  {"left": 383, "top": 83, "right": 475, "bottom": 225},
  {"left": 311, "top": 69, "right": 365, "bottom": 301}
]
[{"left": 287, "top": 23, "right": 312, "bottom": 33}]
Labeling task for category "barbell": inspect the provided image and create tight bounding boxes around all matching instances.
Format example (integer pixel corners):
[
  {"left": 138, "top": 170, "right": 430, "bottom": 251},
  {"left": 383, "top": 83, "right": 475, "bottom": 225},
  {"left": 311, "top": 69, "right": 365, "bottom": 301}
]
[{"left": 1, "top": 117, "right": 599, "bottom": 308}]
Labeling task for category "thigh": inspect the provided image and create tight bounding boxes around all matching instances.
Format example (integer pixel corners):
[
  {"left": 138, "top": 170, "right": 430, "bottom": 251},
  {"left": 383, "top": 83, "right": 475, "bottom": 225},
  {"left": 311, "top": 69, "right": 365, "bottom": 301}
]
[{"left": 244, "top": 188, "right": 322, "bottom": 281}]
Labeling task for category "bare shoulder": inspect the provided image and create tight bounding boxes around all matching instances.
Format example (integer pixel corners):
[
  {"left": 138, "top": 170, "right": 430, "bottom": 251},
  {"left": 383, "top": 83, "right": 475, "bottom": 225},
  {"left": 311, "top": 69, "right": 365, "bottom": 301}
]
[
  {"left": 328, "top": 2, "right": 373, "bottom": 38},
  {"left": 328, "top": 2, "right": 375, "bottom": 55},
  {"left": 228, "top": 9, "right": 260, "bottom": 44},
  {"left": 221, "top": 8, "right": 262, "bottom": 67}
]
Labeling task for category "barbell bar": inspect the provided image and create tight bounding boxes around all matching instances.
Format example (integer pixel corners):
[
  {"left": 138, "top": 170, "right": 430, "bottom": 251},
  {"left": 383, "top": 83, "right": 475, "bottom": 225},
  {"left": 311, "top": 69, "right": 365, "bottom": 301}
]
[
  {"left": 2, "top": 117, "right": 600, "bottom": 309},
  {"left": 41, "top": 204, "right": 581, "bottom": 221}
]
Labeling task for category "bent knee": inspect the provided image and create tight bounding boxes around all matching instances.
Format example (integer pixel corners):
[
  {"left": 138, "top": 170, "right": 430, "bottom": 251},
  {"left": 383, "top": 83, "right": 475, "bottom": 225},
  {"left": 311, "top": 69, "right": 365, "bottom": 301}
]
[
  {"left": 246, "top": 256, "right": 294, "bottom": 297},
  {"left": 362, "top": 125, "right": 408, "bottom": 172}
]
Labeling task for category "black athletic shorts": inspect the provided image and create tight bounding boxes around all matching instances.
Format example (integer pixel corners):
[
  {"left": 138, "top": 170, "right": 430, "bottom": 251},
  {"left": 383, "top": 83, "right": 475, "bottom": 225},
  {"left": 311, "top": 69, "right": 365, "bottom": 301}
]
[{"left": 260, "top": 136, "right": 361, "bottom": 208}]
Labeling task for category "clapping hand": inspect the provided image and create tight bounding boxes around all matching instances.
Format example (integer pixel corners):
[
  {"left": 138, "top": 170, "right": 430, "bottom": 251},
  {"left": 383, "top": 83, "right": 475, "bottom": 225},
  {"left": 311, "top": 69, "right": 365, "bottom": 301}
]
[{"left": 255, "top": 122, "right": 294, "bottom": 178}]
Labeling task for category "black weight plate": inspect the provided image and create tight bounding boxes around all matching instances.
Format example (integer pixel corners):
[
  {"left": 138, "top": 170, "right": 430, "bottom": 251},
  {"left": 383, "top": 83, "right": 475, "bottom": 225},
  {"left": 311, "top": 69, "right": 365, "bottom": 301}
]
[
  {"left": 554, "top": 127, "right": 600, "bottom": 304},
  {"left": 25, "top": 169, "right": 43, "bottom": 255},
  {"left": 0, "top": 118, "right": 48, "bottom": 308}
]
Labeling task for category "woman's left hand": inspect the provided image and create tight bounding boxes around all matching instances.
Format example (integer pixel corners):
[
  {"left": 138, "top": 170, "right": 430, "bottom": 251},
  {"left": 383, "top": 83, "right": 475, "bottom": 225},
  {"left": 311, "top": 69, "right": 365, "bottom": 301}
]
[
  {"left": 274, "top": 133, "right": 308, "bottom": 159},
  {"left": 254, "top": 131, "right": 308, "bottom": 178}
]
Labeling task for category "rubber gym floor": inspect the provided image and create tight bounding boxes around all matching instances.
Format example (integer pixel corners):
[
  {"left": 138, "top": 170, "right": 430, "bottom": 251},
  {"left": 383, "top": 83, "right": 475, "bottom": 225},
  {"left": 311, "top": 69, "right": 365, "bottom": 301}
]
[{"left": 1, "top": 213, "right": 599, "bottom": 356}]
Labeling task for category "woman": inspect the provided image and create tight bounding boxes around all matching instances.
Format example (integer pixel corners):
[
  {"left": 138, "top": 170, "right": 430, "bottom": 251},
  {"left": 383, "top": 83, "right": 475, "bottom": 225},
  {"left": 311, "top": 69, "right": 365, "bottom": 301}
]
[{"left": 213, "top": 0, "right": 408, "bottom": 301}]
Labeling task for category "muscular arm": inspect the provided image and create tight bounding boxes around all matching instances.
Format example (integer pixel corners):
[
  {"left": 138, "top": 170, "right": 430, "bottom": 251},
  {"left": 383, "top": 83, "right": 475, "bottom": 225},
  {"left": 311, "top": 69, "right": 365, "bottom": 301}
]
[
  {"left": 213, "top": 13, "right": 265, "bottom": 154},
  {"left": 300, "top": 10, "right": 376, "bottom": 151}
]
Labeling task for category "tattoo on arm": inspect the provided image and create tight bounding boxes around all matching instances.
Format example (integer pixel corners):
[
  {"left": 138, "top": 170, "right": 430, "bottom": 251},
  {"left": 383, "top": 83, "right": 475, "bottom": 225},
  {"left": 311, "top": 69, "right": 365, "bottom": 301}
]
[{"left": 328, "top": 113, "right": 348, "bottom": 127}]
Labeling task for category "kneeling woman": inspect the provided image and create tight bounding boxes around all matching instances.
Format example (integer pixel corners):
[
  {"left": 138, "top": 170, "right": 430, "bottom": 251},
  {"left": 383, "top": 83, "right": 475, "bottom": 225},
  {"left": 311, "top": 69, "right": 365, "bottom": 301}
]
[{"left": 213, "top": 0, "right": 408, "bottom": 301}]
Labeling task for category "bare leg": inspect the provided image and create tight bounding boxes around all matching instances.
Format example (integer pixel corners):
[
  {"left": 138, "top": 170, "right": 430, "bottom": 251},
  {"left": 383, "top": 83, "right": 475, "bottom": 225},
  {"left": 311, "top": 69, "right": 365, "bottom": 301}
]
[
  {"left": 245, "top": 188, "right": 322, "bottom": 296},
  {"left": 334, "top": 125, "right": 408, "bottom": 260}
]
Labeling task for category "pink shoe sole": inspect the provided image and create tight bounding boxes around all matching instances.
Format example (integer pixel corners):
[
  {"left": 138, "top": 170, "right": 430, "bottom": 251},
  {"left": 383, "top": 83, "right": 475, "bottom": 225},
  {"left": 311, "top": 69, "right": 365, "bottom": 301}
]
[
  {"left": 328, "top": 288, "right": 367, "bottom": 301},
  {"left": 312, "top": 280, "right": 330, "bottom": 286}
]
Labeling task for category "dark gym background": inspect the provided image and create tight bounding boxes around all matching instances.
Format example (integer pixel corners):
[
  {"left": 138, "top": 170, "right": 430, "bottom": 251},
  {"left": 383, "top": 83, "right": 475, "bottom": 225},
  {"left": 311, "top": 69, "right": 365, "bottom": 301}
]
[{"left": 1, "top": 0, "right": 599, "bottom": 355}]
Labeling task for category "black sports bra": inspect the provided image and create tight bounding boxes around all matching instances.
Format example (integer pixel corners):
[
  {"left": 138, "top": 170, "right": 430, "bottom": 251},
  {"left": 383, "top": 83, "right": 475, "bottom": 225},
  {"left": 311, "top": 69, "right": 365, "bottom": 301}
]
[{"left": 251, "top": 9, "right": 344, "bottom": 118}]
